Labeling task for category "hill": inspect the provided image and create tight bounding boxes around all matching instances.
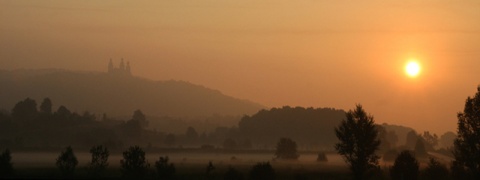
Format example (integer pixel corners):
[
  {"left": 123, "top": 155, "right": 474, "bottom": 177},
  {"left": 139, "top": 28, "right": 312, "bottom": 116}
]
[{"left": 0, "top": 69, "right": 264, "bottom": 118}]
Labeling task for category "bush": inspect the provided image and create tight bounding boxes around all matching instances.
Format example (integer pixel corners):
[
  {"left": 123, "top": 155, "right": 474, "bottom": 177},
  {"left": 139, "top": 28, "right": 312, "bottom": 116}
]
[
  {"left": 423, "top": 157, "right": 449, "bottom": 180},
  {"left": 249, "top": 162, "right": 275, "bottom": 180},
  {"left": 120, "top": 146, "right": 150, "bottom": 178},
  {"left": 275, "top": 138, "right": 299, "bottom": 160},
  {"left": 0, "top": 149, "right": 13, "bottom": 177},
  {"left": 56, "top": 146, "right": 78, "bottom": 177},
  {"left": 316, "top": 152, "right": 328, "bottom": 162},
  {"left": 390, "top": 150, "right": 419, "bottom": 180},
  {"left": 155, "top": 156, "right": 175, "bottom": 179},
  {"left": 88, "top": 145, "right": 109, "bottom": 177}
]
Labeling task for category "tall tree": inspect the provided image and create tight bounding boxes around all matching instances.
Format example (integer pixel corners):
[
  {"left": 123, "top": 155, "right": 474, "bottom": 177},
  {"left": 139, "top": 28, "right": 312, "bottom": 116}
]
[
  {"left": 452, "top": 86, "right": 480, "bottom": 179},
  {"left": 88, "top": 145, "right": 109, "bottom": 177},
  {"left": 390, "top": 150, "right": 419, "bottom": 180},
  {"left": 11, "top": 98, "right": 37, "bottom": 122},
  {"left": 40, "top": 98, "right": 53, "bottom": 114},
  {"left": 120, "top": 146, "right": 149, "bottom": 178},
  {"left": 56, "top": 146, "right": 78, "bottom": 177},
  {"left": 335, "top": 104, "right": 380, "bottom": 180}
]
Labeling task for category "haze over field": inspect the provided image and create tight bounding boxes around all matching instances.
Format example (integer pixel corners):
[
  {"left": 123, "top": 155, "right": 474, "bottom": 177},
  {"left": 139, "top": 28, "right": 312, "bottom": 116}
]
[{"left": 2, "top": 0, "right": 480, "bottom": 134}]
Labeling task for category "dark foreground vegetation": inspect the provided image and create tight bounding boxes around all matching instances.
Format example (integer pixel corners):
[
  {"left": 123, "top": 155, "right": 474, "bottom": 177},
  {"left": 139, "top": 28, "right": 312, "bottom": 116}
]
[{"left": 0, "top": 86, "right": 479, "bottom": 179}]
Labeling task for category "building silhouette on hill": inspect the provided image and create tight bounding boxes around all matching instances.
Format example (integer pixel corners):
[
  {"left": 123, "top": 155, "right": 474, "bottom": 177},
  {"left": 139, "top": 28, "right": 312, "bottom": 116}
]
[{"left": 108, "top": 58, "right": 131, "bottom": 76}]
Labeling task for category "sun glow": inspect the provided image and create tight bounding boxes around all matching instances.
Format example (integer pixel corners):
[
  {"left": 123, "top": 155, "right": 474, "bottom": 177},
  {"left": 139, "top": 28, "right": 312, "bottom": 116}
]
[{"left": 405, "top": 61, "right": 421, "bottom": 78}]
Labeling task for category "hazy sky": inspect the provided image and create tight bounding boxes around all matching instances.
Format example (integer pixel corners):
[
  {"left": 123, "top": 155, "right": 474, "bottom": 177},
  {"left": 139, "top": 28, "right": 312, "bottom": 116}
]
[{"left": 1, "top": 0, "right": 480, "bottom": 134}]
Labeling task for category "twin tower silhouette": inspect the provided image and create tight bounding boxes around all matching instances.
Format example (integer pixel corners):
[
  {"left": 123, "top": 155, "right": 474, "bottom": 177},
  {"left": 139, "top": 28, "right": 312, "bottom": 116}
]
[{"left": 108, "top": 59, "right": 132, "bottom": 76}]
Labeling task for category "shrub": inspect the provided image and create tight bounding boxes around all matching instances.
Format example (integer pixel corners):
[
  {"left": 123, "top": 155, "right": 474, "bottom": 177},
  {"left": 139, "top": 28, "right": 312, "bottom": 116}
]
[
  {"left": 0, "top": 149, "right": 13, "bottom": 177},
  {"left": 56, "top": 146, "right": 78, "bottom": 177},
  {"left": 275, "top": 138, "right": 299, "bottom": 160},
  {"left": 249, "top": 162, "right": 275, "bottom": 180},
  {"left": 155, "top": 156, "right": 175, "bottom": 179},
  {"left": 88, "top": 145, "right": 109, "bottom": 177},
  {"left": 120, "top": 146, "right": 150, "bottom": 178}
]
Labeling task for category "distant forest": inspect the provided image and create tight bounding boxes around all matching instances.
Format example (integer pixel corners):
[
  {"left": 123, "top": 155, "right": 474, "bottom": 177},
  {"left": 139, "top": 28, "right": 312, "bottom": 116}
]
[{"left": 0, "top": 98, "right": 455, "bottom": 154}]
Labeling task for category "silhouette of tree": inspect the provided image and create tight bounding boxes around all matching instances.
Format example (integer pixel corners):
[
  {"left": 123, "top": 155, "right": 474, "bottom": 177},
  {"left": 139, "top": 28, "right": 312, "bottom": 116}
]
[
  {"left": 451, "top": 160, "right": 469, "bottom": 180},
  {"left": 155, "top": 156, "right": 175, "bottom": 179},
  {"left": 376, "top": 125, "right": 391, "bottom": 153},
  {"left": 11, "top": 98, "right": 37, "bottom": 122},
  {"left": 423, "top": 157, "right": 449, "bottom": 180},
  {"left": 414, "top": 139, "right": 428, "bottom": 158},
  {"left": 439, "top": 131, "right": 456, "bottom": 148},
  {"left": 0, "top": 149, "right": 13, "bottom": 177},
  {"left": 274, "top": 138, "right": 299, "bottom": 160},
  {"left": 452, "top": 86, "right": 480, "bottom": 179},
  {"left": 132, "top": 109, "right": 148, "bottom": 128},
  {"left": 56, "top": 146, "right": 78, "bottom": 177},
  {"left": 120, "top": 146, "right": 150, "bottom": 178},
  {"left": 390, "top": 150, "right": 419, "bottom": 180},
  {"left": 334, "top": 104, "right": 380, "bottom": 180},
  {"left": 249, "top": 162, "right": 275, "bottom": 180},
  {"left": 55, "top": 105, "right": 72, "bottom": 119},
  {"left": 40, "top": 98, "right": 53, "bottom": 114},
  {"left": 224, "top": 166, "right": 244, "bottom": 180},
  {"left": 422, "top": 131, "right": 438, "bottom": 151},
  {"left": 88, "top": 145, "right": 109, "bottom": 177},
  {"left": 164, "top": 133, "right": 176, "bottom": 147},
  {"left": 223, "top": 138, "right": 237, "bottom": 150}
]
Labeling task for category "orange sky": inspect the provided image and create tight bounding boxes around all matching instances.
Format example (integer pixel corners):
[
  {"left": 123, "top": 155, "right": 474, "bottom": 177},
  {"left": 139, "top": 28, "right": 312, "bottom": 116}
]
[{"left": 1, "top": 0, "right": 480, "bottom": 135}]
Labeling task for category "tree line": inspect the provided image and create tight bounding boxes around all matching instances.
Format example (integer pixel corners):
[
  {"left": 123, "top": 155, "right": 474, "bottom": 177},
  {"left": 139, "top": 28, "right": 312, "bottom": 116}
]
[{"left": 333, "top": 86, "right": 480, "bottom": 180}]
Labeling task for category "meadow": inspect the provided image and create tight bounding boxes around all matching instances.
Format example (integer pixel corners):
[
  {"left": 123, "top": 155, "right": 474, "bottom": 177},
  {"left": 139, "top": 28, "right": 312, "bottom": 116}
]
[{"left": 9, "top": 151, "right": 350, "bottom": 179}]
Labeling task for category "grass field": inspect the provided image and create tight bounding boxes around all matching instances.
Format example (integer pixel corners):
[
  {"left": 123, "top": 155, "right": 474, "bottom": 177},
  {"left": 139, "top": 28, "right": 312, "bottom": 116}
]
[
  {"left": 7, "top": 151, "right": 353, "bottom": 179},
  {"left": 5, "top": 151, "right": 451, "bottom": 179}
]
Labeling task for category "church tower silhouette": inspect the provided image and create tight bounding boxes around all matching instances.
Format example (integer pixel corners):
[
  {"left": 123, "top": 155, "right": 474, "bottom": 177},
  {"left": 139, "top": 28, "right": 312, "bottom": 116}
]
[{"left": 107, "top": 59, "right": 132, "bottom": 76}]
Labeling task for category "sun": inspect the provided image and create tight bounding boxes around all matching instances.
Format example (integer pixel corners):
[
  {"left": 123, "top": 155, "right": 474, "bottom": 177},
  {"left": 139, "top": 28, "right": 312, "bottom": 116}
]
[{"left": 405, "top": 61, "right": 421, "bottom": 78}]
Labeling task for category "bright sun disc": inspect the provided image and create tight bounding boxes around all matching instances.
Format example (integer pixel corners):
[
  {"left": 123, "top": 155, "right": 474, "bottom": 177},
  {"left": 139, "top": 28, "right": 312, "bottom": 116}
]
[{"left": 405, "top": 61, "right": 421, "bottom": 77}]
